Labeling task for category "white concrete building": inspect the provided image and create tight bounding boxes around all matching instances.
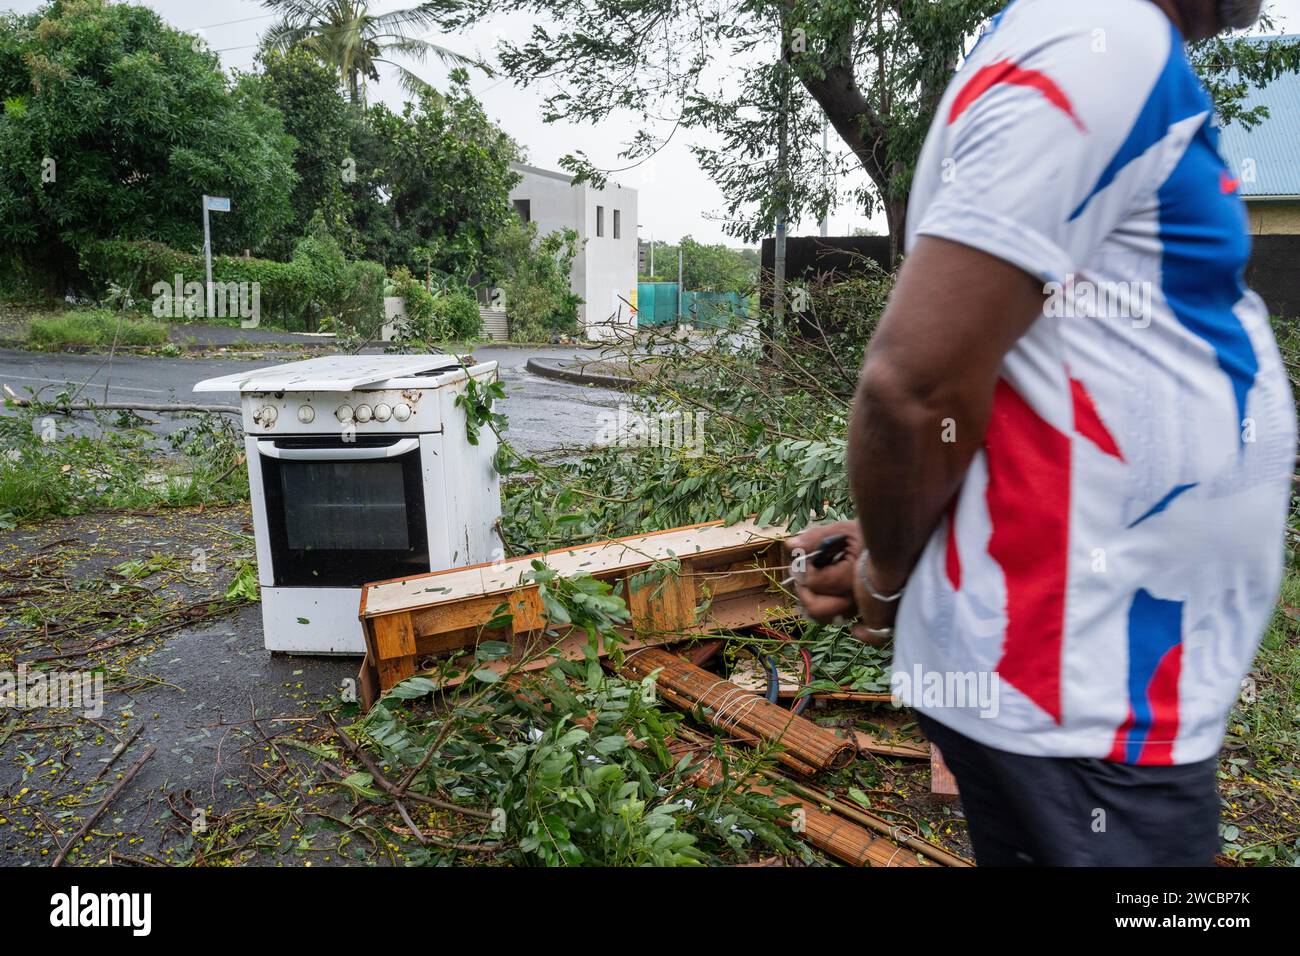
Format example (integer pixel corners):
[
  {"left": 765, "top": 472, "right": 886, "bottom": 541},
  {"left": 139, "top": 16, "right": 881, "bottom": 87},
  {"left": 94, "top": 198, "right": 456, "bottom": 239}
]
[{"left": 508, "top": 162, "right": 638, "bottom": 340}]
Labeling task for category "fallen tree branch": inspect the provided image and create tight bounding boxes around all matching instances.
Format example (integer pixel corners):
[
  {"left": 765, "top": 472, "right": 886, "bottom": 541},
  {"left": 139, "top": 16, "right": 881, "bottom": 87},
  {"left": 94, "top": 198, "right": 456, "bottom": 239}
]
[
  {"left": 52, "top": 746, "right": 156, "bottom": 867},
  {"left": 330, "top": 720, "right": 494, "bottom": 822},
  {"left": 7, "top": 398, "right": 239, "bottom": 415},
  {"left": 93, "top": 725, "right": 144, "bottom": 782}
]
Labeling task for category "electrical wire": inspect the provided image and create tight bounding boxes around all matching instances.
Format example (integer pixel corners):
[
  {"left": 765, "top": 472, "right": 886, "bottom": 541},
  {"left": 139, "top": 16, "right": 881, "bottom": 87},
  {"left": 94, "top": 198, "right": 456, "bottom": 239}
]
[
  {"left": 762, "top": 656, "right": 779, "bottom": 704},
  {"left": 753, "top": 625, "right": 813, "bottom": 715}
]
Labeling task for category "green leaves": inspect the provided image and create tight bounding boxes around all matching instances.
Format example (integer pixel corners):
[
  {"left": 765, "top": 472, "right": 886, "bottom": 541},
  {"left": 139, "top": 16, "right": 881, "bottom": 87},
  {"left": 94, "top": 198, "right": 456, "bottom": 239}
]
[
  {"left": 224, "top": 562, "right": 260, "bottom": 603},
  {"left": 455, "top": 376, "right": 508, "bottom": 446},
  {"left": 0, "top": 1, "right": 296, "bottom": 270}
]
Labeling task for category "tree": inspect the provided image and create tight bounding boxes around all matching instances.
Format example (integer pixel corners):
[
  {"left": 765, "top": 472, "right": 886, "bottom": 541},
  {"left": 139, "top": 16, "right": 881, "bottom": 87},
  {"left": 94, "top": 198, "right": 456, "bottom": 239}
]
[
  {"left": 490, "top": 215, "right": 581, "bottom": 340},
  {"left": 352, "top": 72, "right": 520, "bottom": 278},
  {"left": 447, "top": 0, "right": 1300, "bottom": 265},
  {"left": 259, "top": 47, "right": 357, "bottom": 252},
  {"left": 643, "top": 236, "right": 756, "bottom": 294},
  {"left": 0, "top": 0, "right": 297, "bottom": 286},
  {"left": 261, "top": 0, "right": 480, "bottom": 105}
]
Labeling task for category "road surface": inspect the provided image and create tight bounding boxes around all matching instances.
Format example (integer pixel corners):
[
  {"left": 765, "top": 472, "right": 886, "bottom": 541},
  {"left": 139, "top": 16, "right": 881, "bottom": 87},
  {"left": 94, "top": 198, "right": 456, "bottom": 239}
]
[{"left": 0, "top": 345, "right": 624, "bottom": 454}]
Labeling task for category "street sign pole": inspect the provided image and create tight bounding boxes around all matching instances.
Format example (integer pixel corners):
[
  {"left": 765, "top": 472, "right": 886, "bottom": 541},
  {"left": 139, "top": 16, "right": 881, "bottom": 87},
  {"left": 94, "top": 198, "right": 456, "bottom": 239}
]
[
  {"left": 203, "top": 200, "right": 212, "bottom": 319},
  {"left": 201, "top": 195, "right": 231, "bottom": 320}
]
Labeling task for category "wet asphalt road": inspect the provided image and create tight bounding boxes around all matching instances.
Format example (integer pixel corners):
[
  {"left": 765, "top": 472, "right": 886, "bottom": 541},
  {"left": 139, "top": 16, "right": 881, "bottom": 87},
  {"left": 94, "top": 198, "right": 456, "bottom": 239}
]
[
  {"left": 0, "top": 344, "right": 629, "bottom": 865},
  {"left": 0, "top": 345, "right": 625, "bottom": 454}
]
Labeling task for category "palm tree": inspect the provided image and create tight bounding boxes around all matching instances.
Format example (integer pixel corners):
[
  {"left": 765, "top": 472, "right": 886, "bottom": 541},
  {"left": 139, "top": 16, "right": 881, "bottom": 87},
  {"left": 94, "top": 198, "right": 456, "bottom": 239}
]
[{"left": 261, "top": 0, "right": 484, "bottom": 105}]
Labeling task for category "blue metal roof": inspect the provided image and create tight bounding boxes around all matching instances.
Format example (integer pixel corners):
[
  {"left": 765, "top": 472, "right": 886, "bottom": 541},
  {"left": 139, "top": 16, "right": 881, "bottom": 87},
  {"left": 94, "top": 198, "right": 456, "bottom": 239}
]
[{"left": 1217, "top": 36, "right": 1300, "bottom": 198}]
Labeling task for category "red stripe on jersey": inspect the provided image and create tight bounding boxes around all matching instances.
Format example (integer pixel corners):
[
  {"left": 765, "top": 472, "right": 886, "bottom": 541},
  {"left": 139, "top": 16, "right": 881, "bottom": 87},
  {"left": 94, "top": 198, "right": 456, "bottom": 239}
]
[
  {"left": 1137, "top": 644, "right": 1183, "bottom": 765},
  {"left": 945, "top": 498, "right": 962, "bottom": 590},
  {"left": 1069, "top": 374, "right": 1125, "bottom": 461},
  {"left": 949, "top": 59, "right": 1087, "bottom": 133},
  {"left": 985, "top": 379, "right": 1071, "bottom": 724},
  {"left": 1107, "top": 708, "right": 1136, "bottom": 763}
]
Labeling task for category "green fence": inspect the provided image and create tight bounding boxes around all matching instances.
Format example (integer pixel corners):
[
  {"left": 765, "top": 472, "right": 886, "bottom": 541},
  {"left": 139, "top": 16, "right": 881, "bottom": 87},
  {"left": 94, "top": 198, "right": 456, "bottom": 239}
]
[
  {"left": 636, "top": 284, "right": 749, "bottom": 328},
  {"left": 681, "top": 291, "right": 749, "bottom": 328},
  {"left": 636, "top": 282, "right": 678, "bottom": 326}
]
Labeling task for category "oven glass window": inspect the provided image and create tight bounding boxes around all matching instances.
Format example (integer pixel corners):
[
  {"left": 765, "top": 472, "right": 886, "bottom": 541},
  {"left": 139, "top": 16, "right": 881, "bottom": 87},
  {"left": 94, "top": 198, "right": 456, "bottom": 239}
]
[
  {"left": 281, "top": 461, "right": 410, "bottom": 551},
  {"left": 258, "top": 437, "right": 430, "bottom": 587}
]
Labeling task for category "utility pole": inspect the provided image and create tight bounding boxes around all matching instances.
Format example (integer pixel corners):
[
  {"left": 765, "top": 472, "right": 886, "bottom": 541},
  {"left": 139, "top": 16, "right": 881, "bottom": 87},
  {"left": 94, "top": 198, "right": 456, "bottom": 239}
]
[
  {"left": 819, "top": 119, "right": 829, "bottom": 238},
  {"left": 677, "top": 244, "right": 684, "bottom": 321},
  {"left": 773, "top": 45, "right": 790, "bottom": 329},
  {"left": 650, "top": 235, "right": 654, "bottom": 276}
]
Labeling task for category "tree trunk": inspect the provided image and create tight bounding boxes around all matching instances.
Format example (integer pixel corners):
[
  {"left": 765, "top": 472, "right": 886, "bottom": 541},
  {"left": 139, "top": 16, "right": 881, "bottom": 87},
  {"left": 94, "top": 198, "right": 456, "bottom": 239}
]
[{"left": 885, "top": 193, "right": 907, "bottom": 268}]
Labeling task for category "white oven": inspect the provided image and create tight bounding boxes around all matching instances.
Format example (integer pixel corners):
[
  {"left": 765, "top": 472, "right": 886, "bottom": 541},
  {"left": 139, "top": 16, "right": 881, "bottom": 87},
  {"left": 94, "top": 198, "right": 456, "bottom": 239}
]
[{"left": 196, "top": 355, "right": 502, "bottom": 654}]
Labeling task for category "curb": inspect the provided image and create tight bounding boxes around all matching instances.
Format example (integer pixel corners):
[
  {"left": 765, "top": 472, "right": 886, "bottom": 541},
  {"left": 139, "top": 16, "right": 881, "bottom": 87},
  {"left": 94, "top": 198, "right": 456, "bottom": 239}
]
[{"left": 524, "top": 357, "right": 637, "bottom": 390}]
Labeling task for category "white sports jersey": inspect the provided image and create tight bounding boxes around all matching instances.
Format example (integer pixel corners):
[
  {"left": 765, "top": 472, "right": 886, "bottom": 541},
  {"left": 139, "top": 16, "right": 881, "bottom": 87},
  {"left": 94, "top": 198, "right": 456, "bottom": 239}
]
[{"left": 894, "top": 0, "right": 1296, "bottom": 764}]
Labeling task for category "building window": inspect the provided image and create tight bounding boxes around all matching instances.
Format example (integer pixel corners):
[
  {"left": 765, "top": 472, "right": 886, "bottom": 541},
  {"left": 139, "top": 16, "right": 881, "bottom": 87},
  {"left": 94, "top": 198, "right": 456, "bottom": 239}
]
[
  {"left": 513, "top": 199, "right": 531, "bottom": 222},
  {"left": 613, "top": 209, "right": 621, "bottom": 239},
  {"left": 596, "top": 205, "right": 605, "bottom": 237}
]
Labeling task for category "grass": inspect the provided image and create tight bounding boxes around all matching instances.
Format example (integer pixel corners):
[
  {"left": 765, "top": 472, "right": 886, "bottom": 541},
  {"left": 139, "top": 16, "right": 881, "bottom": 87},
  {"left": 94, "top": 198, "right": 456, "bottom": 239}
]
[
  {"left": 27, "top": 308, "right": 168, "bottom": 348},
  {"left": 1218, "top": 563, "right": 1300, "bottom": 864},
  {"left": 0, "top": 404, "right": 248, "bottom": 525}
]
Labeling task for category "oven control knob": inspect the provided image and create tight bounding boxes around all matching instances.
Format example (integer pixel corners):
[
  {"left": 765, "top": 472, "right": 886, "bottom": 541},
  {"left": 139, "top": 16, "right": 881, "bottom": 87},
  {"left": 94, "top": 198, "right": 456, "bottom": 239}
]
[
  {"left": 354, "top": 404, "right": 373, "bottom": 423},
  {"left": 373, "top": 403, "right": 392, "bottom": 422},
  {"left": 255, "top": 405, "right": 277, "bottom": 424},
  {"left": 335, "top": 404, "right": 353, "bottom": 423},
  {"left": 297, "top": 405, "right": 314, "bottom": 424},
  {"left": 393, "top": 403, "right": 412, "bottom": 422}
]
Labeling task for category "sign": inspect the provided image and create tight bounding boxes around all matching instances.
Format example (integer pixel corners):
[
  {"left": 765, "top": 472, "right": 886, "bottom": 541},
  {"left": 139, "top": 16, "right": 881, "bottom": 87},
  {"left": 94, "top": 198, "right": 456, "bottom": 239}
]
[{"left": 203, "top": 195, "right": 231, "bottom": 213}]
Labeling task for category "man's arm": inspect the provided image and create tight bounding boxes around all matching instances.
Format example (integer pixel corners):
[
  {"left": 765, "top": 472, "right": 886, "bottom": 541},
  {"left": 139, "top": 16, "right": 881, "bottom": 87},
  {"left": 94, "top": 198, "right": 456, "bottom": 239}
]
[
  {"left": 789, "top": 235, "right": 1045, "bottom": 630},
  {"left": 851, "top": 235, "right": 1047, "bottom": 596}
]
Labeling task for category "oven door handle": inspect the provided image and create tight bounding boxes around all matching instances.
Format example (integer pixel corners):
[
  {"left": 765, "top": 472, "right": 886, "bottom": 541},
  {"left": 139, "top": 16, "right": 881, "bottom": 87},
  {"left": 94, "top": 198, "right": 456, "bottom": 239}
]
[{"left": 257, "top": 438, "right": 420, "bottom": 461}]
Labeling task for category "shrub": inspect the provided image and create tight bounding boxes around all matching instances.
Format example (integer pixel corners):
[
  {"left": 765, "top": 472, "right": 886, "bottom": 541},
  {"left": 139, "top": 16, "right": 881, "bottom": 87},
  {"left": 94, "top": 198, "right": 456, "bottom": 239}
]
[
  {"left": 78, "top": 237, "right": 384, "bottom": 334},
  {"left": 430, "top": 286, "right": 482, "bottom": 340},
  {"left": 0, "top": 403, "right": 246, "bottom": 524},
  {"left": 489, "top": 218, "right": 581, "bottom": 341},
  {"left": 389, "top": 267, "right": 481, "bottom": 342},
  {"left": 28, "top": 309, "right": 167, "bottom": 348}
]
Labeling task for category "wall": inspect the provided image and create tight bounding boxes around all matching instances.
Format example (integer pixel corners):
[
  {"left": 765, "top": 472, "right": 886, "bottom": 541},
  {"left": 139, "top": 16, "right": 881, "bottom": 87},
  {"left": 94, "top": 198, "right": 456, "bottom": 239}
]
[
  {"left": 1246, "top": 234, "right": 1300, "bottom": 318},
  {"left": 579, "top": 177, "right": 639, "bottom": 340},
  {"left": 758, "top": 232, "right": 1300, "bottom": 319},
  {"left": 1245, "top": 199, "right": 1300, "bottom": 236},
  {"left": 758, "top": 235, "right": 891, "bottom": 316},
  {"left": 509, "top": 163, "right": 638, "bottom": 340}
]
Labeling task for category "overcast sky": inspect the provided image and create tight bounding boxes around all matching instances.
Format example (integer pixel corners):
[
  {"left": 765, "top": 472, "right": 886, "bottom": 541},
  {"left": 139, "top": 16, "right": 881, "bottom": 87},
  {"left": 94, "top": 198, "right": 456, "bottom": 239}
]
[{"left": 8, "top": 0, "right": 1300, "bottom": 246}]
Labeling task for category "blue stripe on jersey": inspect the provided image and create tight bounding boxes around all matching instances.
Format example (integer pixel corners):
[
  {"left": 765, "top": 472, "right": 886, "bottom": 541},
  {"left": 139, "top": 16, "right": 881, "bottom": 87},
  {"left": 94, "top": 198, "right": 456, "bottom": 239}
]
[
  {"left": 1127, "top": 482, "right": 1199, "bottom": 528},
  {"left": 1157, "top": 122, "right": 1258, "bottom": 439},
  {"left": 1068, "top": 22, "right": 1204, "bottom": 222},
  {"left": 1123, "top": 589, "right": 1184, "bottom": 764},
  {"left": 1070, "top": 20, "right": 1258, "bottom": 442}
]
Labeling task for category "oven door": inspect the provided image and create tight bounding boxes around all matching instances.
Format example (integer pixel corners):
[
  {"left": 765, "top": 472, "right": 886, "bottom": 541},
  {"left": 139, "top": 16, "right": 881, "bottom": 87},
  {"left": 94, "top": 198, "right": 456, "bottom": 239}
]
[{"left": 256, "top": 436, "right": 430, "bottom": 587}]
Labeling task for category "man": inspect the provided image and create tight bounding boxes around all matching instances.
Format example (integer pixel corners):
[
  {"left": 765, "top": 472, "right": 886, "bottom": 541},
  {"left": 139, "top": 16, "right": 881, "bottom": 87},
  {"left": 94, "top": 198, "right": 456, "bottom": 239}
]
[{"left": 788, "top": 0, "right": 1295, "bottom": 866}]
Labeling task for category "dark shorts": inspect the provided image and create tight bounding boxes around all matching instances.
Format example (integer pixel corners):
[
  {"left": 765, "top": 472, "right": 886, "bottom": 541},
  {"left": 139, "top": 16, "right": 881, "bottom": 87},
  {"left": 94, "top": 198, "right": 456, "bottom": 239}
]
[{"left": 916, "top": 713, "right": 1221, "bottom": 866}]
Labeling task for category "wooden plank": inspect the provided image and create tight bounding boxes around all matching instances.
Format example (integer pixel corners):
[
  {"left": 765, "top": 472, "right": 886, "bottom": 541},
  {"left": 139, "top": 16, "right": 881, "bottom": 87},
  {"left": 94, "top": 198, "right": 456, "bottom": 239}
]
[
  {"left": 357, "top": 655, "right": 379, "bottom": 710},
  {"left": 361, "top": 520, "right": 785, "bottom": 618},
  {"left": 626, "top": 568, "right": 696, "bottom": 636},
  {"left": 372, "top": 613, "right": 417, "bottom": 689},
  {"left": 930, "top": 744, "right": 961, "bottom": 796},
  {"left": 358, "top": 521, "right": 793, "bottom": 704},
  {"left": 847, "top": 729, "right": 930, "bottom": 760}
]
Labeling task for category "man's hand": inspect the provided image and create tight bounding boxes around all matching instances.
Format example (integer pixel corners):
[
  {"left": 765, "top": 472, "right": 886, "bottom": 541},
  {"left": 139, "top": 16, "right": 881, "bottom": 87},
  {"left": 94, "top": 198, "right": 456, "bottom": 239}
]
[
  {"left": 785, "top": 521, "right": 861, "bottom": 623},
  {"left": 785, "top": 521, "right": 898, "bottom": 646}
]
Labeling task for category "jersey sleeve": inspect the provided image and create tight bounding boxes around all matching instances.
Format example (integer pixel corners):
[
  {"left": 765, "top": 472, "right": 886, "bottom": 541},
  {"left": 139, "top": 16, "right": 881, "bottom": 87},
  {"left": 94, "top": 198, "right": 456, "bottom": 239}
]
[{"left": 911, "top": 12, "right": 1177, "bottom": 284}]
